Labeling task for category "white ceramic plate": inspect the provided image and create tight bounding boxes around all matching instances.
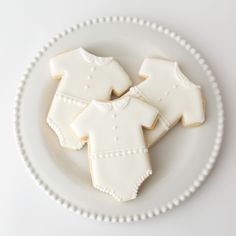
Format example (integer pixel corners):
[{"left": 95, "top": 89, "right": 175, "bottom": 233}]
[{"left": 15, "top": 16, "right": 224, "bottom": 223}]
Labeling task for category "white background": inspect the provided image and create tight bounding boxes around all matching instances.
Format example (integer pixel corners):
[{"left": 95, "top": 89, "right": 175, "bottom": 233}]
[{"left": 0, "top": 0, "right": 235, "bottom": 235}]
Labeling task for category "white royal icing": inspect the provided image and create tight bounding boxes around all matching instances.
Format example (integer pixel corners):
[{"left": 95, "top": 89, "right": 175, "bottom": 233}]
[
  {"left": 71, "top": 96, "right": 159, "bottom": 201},
  {"left": 47, "top": 47, "right": 132, "bottom": 150},
  {"left": 126, "top": 58, "right": 205, "bottom": 147}
]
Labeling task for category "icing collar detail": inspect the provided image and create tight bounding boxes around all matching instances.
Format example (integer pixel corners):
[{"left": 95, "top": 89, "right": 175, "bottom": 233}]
[
  {"left": 92, "top": 96, "right": 131, "bottom": 112},
  {"left": 174, "top": 62, "right": 200, "bottom": 88},
  {"left": 79, "top": 47, "right": 113, "bottom": 65}
]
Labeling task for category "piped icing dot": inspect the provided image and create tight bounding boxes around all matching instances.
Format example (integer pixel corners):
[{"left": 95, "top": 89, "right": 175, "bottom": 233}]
[
  {"left": 115, "top": 152, "right": 119, "bottom": 156},
  {"left": 112, "top": 125, "right": 118, "bottom": 130},
  {"left": 114, "top": 136, "right": 119, "bottom": 142},
  {"left": 84, "top": 84, "right": 90, "bottom": 89},
  {"left": 90, "top": 66, "right": 96, "bottom": 71},
  {"left": 164, "top": 91, "right": 170, "bottom": 96}
]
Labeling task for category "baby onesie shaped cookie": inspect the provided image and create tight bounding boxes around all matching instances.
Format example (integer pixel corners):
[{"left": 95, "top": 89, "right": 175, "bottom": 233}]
[
  {"left": 71, "top": 96, "right": 159, "bottom": 202},
  {"left": 47, "top": 48, "right": 132, "bottom": 150},
  {"left": 127, "top": 58, "right": 205, "bottom": 147}
]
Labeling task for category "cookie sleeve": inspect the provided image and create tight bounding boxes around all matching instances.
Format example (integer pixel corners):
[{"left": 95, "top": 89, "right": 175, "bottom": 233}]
[
  {"left": 182, "top": 87, "right": 205, "bottom": 127},
  {"left": 70, "top": 105, "right": 94, "bottom": 140},
  {"left": 49, "top": 51, "right": 70, "bottom": 79},
  {"left": 110, "top": 61, "right": 132, "bottom": 96},
  {"left": 134, "top": 98, "right": 159, "bottom": 129},
  {"left": 139, "top": 58, "right": 155, "bottom": 78}
]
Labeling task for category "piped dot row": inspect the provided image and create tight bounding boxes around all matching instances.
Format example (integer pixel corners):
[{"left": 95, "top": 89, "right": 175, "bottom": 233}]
[{"left": 91, "top": 147, "right": 148, "bottom": 160}]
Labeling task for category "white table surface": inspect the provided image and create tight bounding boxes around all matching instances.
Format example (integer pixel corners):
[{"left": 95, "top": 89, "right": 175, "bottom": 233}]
[{"left": 1, "top": 0, "right": 235, "bottom": 235}]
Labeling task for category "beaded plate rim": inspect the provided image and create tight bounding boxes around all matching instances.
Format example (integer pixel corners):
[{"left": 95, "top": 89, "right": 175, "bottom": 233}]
[{"left": 14, "top": 16, "right": 224, "bottom": 223}]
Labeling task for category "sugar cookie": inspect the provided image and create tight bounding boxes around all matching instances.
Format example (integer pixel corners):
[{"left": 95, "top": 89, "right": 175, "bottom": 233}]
[
  {"left": 71, "top": 96, "right": 159, "bottom": 201},
  {"left": 126, "top": 58, "right": 205, "bottom": 147},
  {"left": 47, "top": 48, "right": 132, "bottom": 150}
]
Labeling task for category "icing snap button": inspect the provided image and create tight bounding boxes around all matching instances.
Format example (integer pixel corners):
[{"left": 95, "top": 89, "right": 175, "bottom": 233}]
[
  {"left": 87, "top": 75, "right": 92, "bottom": 80},
  {"left": 84, "top": 85, "right": 90, "bottom": 89},
  {"left": 164, "top": 91, "right": 170, "bottom": 96},
  {"left": 90, "top": 66, "right": 96, "bottom": 71},
  {"left": 114, "top": 136, "right": 119, "bottom": 142},
  {"left": 112, "top": 125, "right": 117, "bottom": 130}
]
